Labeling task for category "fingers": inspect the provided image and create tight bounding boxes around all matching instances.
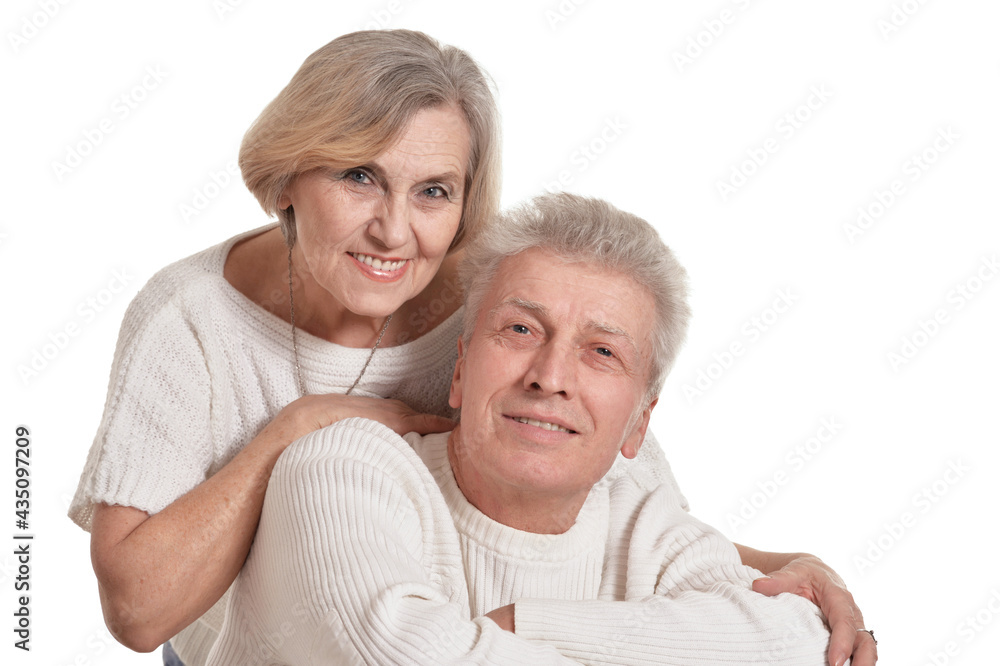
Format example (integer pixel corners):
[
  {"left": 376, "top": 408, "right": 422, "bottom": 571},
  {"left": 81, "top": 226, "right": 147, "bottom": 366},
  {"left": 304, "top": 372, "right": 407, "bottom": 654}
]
[
  {"left": 849, "top": 628, "right": 878, "bottom": 665},
  {"left": 400, "top": 413, "right": 457, "bottom": 435},
  {"left": 752, "top": 572, "right": 815, "bottom": 601},
  {"left": 827, "top": 617, "right": 859, "bottom": 666},
  {"left": 751, "top": 575, "right": 786, "bottom": 596},
  {"left": 750, "top": 557, "right": 872, "bottom": 666},
  {"left": 278, "top": 395, "right": 455, "bottom": 439}
]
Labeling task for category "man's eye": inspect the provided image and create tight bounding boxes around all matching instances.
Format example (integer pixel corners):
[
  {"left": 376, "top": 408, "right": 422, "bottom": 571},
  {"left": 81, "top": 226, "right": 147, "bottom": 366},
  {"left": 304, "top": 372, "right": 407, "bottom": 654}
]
[
  {"left": 595, "top": 347, "right": 613, "bottom": 357},
  {"left": 511, "top": 324, "right": 530, "bottom": 334}
]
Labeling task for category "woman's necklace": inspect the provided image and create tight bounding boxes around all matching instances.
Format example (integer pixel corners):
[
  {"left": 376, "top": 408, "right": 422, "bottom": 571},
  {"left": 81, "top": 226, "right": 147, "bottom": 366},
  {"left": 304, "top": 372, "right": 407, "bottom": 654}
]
[{"left": 288, "top": 245, "right": 392, "bottom": 397}]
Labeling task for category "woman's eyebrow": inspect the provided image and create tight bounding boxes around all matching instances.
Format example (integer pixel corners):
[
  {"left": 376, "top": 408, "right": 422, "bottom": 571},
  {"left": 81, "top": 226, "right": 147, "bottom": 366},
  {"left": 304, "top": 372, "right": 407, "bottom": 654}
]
[{"left": 364, "top": 161, "right": 464, "bottom": 188}]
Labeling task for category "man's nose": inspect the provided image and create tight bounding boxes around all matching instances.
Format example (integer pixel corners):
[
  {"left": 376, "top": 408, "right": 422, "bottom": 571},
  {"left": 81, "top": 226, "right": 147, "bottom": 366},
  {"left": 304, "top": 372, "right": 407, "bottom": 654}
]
[{"left": 523, "top": 340, "right": 576, "bottom": 397}]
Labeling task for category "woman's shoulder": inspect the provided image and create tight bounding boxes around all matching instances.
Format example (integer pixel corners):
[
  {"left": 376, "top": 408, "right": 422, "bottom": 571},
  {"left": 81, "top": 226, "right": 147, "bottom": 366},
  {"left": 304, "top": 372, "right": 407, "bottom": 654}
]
[
  {"left": 117, "top": 225, "right": 278, "bottom": 348},
  {"left": 147, "top": 225, "right": 274, "bottom": 295},
  {"left": 135, "top": 225, "right": 274, "bottom": 307}
]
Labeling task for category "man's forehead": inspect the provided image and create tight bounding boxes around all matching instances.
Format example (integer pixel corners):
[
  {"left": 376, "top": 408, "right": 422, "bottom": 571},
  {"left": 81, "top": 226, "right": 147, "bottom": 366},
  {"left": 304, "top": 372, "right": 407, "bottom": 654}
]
[{"left": 484, "top": 250, "right": 648, "bottom": 339}]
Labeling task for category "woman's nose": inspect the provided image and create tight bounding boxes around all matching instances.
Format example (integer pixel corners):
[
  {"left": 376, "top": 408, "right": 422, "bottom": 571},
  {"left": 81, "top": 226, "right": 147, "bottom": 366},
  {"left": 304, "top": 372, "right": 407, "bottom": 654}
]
[{"left": 367, "top": 192, "right": 411, "bottom": 249}]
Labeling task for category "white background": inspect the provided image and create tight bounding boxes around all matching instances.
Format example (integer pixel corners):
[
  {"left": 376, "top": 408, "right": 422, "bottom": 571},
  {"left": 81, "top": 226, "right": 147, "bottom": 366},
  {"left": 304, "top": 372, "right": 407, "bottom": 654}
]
[{"left": 3, "top": 0, "right": 998, "bottom": 664}]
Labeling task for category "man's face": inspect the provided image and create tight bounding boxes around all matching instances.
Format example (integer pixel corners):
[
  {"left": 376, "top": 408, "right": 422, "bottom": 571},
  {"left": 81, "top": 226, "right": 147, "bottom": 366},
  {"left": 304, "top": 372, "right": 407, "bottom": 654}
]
[{"left": 449, "top": 247, "right": 657, "bottom": 505}]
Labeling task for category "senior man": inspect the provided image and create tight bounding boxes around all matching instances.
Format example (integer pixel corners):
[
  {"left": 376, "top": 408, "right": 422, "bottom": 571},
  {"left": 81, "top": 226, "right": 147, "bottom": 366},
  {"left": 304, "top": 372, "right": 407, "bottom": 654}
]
[{"left": 208, "top": 193, "right": 834, "bottom": 665}]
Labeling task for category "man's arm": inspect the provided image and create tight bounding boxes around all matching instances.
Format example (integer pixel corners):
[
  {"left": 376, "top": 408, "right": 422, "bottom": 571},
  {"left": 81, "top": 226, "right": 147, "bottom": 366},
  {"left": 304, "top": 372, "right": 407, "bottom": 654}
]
[
  {"left": 208, "top": 418, "right": 581, "bottom": 666},
  {"left": 511, "top": 484, "right": 831, "bottom": 665},
  {"left": 640, "top": 431, "right": 871, "bottom": 665}
]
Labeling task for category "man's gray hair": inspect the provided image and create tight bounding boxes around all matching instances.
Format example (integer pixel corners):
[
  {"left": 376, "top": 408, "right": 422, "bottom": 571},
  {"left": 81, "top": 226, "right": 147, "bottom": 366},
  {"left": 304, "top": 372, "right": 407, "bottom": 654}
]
[{"left": 459, "top": 192, "right": 691, "bottom": 399}]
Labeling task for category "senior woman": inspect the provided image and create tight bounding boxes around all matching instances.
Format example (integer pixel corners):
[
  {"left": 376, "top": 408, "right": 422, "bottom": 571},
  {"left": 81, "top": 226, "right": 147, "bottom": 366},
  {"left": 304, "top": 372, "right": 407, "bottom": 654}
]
[{"left": 69, "top": 30, "right": 872, "bottom": 666}]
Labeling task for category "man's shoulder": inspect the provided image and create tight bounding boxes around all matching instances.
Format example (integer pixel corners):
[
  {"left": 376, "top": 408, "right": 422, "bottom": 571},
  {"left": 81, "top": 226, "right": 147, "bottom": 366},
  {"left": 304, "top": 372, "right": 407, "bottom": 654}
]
[
  {"left": 272, "top": 419, "right": 446, "bottom": 502},
  {"left": 278, "top": 418, "right": 419, "bottom": 469}
]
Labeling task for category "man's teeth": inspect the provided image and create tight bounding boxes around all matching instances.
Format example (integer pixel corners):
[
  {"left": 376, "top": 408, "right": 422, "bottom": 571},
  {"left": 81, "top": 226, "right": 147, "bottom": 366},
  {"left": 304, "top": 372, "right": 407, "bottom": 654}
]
[
  {"left": 514, "top": 416, "right": 571, "bottom": 433},
  {"left": 352, "top": 253, "right": 406, "bottom": 271}
]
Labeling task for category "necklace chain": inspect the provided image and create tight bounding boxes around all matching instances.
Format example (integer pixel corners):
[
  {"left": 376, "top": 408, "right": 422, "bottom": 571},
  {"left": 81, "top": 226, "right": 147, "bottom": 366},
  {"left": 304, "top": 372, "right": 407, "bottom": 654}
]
[{"left": 288, "top": 244, "right": 392, "bottom": 397}]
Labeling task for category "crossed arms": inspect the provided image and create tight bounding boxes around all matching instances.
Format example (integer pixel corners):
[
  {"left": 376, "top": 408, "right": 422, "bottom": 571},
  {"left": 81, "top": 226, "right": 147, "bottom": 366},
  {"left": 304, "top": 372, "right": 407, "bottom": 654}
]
[{"left": 208, "top": 418, "right": 830, "bottom": 665}]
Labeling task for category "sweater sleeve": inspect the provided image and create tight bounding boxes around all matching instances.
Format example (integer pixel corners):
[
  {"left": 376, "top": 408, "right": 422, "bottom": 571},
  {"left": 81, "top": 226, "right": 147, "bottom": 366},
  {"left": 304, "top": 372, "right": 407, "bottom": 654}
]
[
  {"left": 514, "top": 484, "right": 830, "bottom": 665},
  {"left": 207, "top": 418, "right": 582, "bottom": 666},
  {"left": 68, "top": 291, "right": 215, "bottom": 528}
]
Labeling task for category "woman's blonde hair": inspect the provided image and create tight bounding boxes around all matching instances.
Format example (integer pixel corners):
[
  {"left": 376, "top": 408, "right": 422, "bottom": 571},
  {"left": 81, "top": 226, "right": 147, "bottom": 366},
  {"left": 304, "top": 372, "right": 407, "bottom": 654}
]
[{"left": 239, "top": 29, "right": 501, "bottom": 249}]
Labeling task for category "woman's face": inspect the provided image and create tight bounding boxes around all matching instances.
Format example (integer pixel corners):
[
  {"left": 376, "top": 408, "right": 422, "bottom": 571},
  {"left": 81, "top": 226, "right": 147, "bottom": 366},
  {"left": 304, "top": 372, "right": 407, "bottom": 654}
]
[{"left": 280, "top": 105, "right": 471, "bottom": 319}]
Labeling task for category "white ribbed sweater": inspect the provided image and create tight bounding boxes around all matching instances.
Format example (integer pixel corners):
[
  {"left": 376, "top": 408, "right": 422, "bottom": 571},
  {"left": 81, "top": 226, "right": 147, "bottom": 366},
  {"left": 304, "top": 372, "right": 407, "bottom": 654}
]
[
  {"left": 208, "top": 419, "right": 829, "bottom": 665},
  {"left": 68, "top": 226, "right": 688, "bottom": 666}
]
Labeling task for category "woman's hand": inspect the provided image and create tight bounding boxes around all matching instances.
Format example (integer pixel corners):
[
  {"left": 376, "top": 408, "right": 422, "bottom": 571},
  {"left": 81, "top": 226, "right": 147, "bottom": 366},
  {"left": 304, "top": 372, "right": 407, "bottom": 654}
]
[
  {"left": 273, "top": 394, "right": 456, "bottom": 444},
  {"left": 749, "top": 552, "right": 877, "bottom": 666}
]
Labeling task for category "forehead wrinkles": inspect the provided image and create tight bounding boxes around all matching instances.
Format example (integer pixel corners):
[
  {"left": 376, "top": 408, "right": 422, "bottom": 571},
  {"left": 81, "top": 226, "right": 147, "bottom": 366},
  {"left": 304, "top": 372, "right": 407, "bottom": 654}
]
[
  {"left": 375, "top": 139, "right": 467, "bottom": 186},
  {"left": 485, "top": 255, "right": 654, "bottom": 365},
  {"left": 488, "top": 295, "right": 639, "bottom": 354},
  {"left": 382, "top": 105, "right": 471, "bottom": 180}
]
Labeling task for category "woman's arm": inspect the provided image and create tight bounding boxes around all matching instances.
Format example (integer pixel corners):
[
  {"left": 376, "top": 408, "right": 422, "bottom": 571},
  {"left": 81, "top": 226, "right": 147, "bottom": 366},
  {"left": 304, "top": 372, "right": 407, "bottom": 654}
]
[
  {"left": 735, "top": 544, "right": 876, "bottom": 666},
  {"left": 90, "top": 397, "right": 454, "bottom": 652}
]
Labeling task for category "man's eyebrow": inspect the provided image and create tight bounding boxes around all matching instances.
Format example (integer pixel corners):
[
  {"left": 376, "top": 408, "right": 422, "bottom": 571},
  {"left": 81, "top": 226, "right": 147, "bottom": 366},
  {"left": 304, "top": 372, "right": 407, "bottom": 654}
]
[
  {"left": 489, "top": 297, "right": 639, "bottom": 355},
  {"left": 489, "top": 297, "right": 548, "bottom": 319},
  {"left": 586, "top": 321, "right": 639, "bottom": 356}
]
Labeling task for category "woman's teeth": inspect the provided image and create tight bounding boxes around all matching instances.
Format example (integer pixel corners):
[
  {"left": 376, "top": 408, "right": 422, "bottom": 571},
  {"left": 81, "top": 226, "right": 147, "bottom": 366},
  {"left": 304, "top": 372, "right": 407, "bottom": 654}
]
[
  {"left": 352, "top": 253, "right": 406, "bottom": 271},
  {"left": 513, "top": 416, "right": 571, "bottom": 433}
]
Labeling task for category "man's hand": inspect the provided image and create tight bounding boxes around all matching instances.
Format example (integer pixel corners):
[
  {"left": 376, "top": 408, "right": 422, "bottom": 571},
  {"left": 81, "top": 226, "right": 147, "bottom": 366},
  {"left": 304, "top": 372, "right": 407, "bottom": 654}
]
[
  {"left": 752, "top": 554, "right": 877, "bottom": 666},
  {"left": 484, "top": 604, "right": 515, "bottom": 632}
]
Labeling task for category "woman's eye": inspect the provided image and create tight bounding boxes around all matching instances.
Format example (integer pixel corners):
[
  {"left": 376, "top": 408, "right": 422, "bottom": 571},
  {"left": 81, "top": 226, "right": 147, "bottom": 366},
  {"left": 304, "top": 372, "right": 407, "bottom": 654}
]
[
  {"left": 345, "top": 169, "right": 370, "bottom": 184},
  {"left": 423, "top": 185, "right": 447, "bottom": 199}
]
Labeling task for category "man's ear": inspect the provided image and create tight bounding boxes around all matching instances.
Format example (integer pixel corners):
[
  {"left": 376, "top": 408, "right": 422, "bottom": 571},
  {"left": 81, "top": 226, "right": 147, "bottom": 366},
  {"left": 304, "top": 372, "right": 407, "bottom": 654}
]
[
  {"left": 448, "top": 337, "right": 466, "bottom": 409},
  {"left": 620, "top": 398, "right": 657, "bottom": 460}
]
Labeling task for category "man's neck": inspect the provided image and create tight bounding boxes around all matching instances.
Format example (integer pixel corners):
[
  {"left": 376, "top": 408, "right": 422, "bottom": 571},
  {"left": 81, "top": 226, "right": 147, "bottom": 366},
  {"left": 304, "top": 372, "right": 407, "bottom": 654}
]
[{"left": 446, "top": 428, "right": 587, "bottom": 535}]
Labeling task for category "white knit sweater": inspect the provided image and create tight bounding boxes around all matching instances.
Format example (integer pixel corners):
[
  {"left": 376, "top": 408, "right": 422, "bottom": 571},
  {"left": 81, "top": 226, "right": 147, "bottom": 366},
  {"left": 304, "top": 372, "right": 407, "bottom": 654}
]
[
  {"left": 208, "top": 418, "right": 829, "bottom": 665},
  {"left": 69, "top": 226, "right": 688, "bottom": 666}
]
